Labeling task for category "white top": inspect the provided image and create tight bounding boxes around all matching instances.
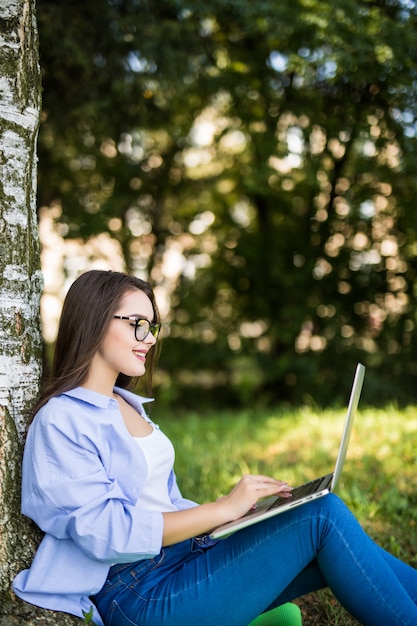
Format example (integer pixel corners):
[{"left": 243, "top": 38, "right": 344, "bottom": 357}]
[{"left": 134, "top": 427, "right": 178, "bottom": 512}]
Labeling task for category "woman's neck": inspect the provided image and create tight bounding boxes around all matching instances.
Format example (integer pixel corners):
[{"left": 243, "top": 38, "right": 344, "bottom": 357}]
[{"left": 81, "top": 366, "right": 118, "bottom": 398}]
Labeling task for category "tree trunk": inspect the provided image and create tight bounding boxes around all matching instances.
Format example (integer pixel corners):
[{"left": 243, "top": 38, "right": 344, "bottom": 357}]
[{"left": 0, "top": 1, "right": 80, "bottom": 623}]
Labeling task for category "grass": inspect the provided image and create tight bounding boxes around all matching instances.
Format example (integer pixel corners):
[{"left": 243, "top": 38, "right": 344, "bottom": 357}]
[{"left": 154, "top": 404, "right": 417, "bottom": 625}]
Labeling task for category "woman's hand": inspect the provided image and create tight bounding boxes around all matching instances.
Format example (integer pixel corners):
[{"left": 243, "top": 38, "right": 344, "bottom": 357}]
[
  {"left": 218, "top": 474, "right": 293, "bottom": 521},
  {"left": 162, "top": 474, "right": 292, "bottom": 546}
]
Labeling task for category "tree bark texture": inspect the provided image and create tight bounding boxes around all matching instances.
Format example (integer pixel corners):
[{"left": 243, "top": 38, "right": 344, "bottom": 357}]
[{"left": 0, "top": 1, "right": 80, "bottom": 623}]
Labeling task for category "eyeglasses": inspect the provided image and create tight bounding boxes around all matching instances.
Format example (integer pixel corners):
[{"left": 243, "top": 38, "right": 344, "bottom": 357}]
[{"left": 112, "top": 316, "right": 161, "bottom": 342}]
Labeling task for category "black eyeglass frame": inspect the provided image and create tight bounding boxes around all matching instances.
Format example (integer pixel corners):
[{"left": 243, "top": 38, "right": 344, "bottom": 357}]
[{"left": 112, "top": 316, "right": 161, "bottom": 341}]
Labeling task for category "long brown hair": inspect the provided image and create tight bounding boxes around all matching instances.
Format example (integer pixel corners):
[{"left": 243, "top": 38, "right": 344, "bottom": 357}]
[{"left": 30, "top": 270, "right": 160, "bottom": 421}]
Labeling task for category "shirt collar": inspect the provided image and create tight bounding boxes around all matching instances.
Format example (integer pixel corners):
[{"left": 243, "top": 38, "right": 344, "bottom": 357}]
[{"left": 62, "top": 386, "right": 154, "bottom": 409}]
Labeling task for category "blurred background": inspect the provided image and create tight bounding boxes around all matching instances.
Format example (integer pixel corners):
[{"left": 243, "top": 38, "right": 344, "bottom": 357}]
[{"left": 36, "top": 0, "right": 417, "bottom": 410}]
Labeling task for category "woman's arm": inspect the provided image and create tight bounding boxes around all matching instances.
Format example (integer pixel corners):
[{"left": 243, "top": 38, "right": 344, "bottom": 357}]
[
  {"left": 162, "top": 474, "right": 292, "bottom": 545},
  {"left": 22, "top": 410, "right": 166, "bottom": 563}
]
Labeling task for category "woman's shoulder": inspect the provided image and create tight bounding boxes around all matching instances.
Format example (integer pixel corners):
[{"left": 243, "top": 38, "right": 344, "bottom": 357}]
[{"left": 33, "top": 387, "right": 117, "bottom": 434}]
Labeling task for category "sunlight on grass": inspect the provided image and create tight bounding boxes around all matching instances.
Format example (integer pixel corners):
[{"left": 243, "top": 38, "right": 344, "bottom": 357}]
[
  {"left": 157, "top": 405, "right": 417, "bottom": 518},
  {"left": 155, "top": 404, "right": 417, "bottom": 624}
]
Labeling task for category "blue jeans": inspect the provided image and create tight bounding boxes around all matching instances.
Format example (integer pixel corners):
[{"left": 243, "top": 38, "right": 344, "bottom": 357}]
[{"left": 92, "top": 495, "right": 417, "bottom": 625}]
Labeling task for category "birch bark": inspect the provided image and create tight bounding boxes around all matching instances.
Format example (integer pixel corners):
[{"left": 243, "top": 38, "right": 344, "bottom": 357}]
[{"left": 0, "top": 1, "right": 80, "bottom": 623}]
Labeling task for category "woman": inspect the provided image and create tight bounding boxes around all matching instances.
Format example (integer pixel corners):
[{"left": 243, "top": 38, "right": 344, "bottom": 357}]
[{"left": 13, "top": 270, "right": 417, "bottom": 625}]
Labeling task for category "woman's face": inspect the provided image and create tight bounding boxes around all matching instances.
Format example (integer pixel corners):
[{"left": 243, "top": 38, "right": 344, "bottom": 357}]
[{"left": 95, "top": 288, "right": 157, "bottom": 381}]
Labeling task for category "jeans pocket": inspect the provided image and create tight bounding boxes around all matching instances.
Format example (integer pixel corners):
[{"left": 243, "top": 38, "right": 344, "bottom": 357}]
[
  {"left": 107, "top": 599, "right": 140, "bottom": 626},
  {"left": 118, "top": 550, "right": 167, "bottom": 586}
]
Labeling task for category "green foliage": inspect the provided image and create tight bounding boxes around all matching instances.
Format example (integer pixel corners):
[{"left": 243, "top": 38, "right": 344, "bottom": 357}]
[
  {"left": 37, "top": 0, "right": 417, "bottom": 407},
  {"left": 82, "top": 606, "right": 97, "bottom": 625}
]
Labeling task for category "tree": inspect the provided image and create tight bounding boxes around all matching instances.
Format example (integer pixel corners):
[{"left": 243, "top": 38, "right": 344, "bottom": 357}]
[
  {"left": 36, "top": 0, "right": 417, "bottom": 407},
  {"left": 0, "top": 1, "right": 79, "bottom": 623}
]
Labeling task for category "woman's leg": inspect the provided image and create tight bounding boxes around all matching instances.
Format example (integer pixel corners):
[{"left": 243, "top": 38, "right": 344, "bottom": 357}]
[{"left": 93, "top": 494, "right": 417, "bottom": 626}]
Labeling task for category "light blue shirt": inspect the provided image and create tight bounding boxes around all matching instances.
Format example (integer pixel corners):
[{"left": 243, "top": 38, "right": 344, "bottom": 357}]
[{"left": 13, "top": 387, "right": 197, "bottom": 625}]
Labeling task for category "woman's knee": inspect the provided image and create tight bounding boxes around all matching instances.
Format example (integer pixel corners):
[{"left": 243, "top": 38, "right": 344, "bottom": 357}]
[{"left": 296, "top": 493, "right": 355, "bottom": 532}]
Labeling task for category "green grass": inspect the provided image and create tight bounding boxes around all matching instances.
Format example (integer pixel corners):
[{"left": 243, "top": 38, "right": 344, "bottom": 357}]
[{"left": 154, "top": 404, "right": 417, "bottom": 624}]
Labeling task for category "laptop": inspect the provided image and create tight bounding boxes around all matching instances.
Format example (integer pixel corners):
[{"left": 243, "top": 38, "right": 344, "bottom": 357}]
[{"left": 210, "top": 363, "right": 365, "bottom": 540}]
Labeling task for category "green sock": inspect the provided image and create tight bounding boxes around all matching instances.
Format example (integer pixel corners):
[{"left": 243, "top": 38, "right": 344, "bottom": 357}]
[{"left": 248, "top": 603, "right": 302, "bottom": 626}]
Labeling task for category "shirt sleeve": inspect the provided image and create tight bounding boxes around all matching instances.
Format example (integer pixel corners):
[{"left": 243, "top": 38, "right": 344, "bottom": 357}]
[{"left": 22, "top": 413, "right": 164, "bottom": 564}]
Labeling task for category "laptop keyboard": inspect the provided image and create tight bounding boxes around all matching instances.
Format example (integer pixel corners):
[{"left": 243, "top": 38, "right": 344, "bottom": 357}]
[{"left": 267, "top": 475, "right": 327, "bottom": 510}]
